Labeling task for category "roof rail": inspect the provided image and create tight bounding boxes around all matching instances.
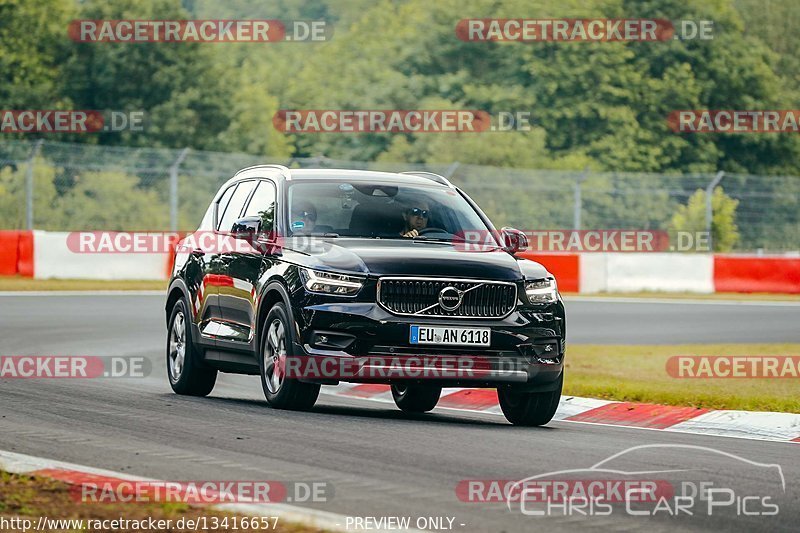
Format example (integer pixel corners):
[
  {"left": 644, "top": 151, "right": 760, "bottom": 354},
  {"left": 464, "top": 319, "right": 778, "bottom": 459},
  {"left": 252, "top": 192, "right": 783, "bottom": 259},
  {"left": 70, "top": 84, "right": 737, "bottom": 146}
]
[
  {"left": 399, "top": 171, "right": 454, "bottom": 188},
  {"left": 234, "top": 164, "right": 292, "bottom": 180}
]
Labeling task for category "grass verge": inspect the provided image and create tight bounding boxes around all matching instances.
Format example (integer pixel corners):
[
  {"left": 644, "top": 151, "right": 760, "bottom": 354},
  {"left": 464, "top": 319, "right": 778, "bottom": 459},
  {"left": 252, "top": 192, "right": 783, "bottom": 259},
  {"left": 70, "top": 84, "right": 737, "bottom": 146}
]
[
  {"left": 0, "top": 470, "right": 320, "bottom": 532},
  {"left": 565, "top": 344, "right": 800, "bottom": 413},
  {"left": 0, "top": 276, "right": 166, "bottom": 291}
]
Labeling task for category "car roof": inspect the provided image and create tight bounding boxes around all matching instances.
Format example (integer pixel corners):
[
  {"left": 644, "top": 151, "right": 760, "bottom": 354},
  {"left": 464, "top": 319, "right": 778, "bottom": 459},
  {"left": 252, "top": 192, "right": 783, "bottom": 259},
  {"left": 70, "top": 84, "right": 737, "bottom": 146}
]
[{"left": 225, "top": 167, "right": 451, "bottom": 190}]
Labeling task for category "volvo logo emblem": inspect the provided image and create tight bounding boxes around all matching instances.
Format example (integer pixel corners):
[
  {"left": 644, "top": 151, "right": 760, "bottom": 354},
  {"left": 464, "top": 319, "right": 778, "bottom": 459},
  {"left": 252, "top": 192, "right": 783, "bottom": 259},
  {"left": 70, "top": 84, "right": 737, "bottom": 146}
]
[{"left": 438, "top": 286, "right": 463, "bottom": 311}]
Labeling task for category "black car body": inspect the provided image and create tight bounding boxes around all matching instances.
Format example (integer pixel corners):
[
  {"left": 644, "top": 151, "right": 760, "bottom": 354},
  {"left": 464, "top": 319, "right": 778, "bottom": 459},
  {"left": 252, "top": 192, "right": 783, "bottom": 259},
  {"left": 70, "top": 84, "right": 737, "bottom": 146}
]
[{"left": 165, "top": 166, "right": 566, "bottom": 425}]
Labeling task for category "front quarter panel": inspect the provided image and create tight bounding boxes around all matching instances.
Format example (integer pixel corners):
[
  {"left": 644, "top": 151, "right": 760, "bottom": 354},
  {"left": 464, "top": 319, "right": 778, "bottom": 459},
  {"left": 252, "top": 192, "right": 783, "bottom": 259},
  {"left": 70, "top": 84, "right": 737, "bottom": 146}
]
[{"left": 516, "top": 257, "right": 551, "bottom": 280}]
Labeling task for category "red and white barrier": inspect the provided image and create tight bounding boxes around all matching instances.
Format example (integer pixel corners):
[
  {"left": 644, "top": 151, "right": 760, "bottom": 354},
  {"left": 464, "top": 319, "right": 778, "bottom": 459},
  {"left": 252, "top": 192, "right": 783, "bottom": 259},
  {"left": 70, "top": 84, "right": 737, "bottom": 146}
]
[
  {"left": 0, "top": 231, "right": 797, "bottom": 293},
  {"left": 519, "top": 251, "right": 799, "bottom": 294},
  {"left": 579, "top": 253, "right": 714, "bottom": 293},
  {"left": 0, "top": 231, "right": 34, "bottom": 277},
  {"left": 714, "top": 255, "right": 800, "bottom": 294},
  {"left": 32, "top": 231, "right": 166, "bottom": 280},
  {"left": 517, "top": 252, "right": 580, "bottom": 292}
]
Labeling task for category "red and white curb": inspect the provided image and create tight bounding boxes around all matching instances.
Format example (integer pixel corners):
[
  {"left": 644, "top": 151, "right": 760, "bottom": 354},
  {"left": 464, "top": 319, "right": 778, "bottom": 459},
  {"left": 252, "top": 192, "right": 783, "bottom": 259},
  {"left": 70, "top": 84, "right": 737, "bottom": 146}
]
[
  {"left": 324, "top": 384, "right": 800, "bottom": 444},
  {"left": 0, "top": 450, "right": 413, "bottom": 533}
]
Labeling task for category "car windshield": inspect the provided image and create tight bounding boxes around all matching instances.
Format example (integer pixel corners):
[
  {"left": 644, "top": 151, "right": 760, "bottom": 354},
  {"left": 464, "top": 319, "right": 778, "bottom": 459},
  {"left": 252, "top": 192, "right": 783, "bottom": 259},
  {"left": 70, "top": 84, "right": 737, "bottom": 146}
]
[{"left": 286, "top": 179, "right": 494, "bottom": 241}]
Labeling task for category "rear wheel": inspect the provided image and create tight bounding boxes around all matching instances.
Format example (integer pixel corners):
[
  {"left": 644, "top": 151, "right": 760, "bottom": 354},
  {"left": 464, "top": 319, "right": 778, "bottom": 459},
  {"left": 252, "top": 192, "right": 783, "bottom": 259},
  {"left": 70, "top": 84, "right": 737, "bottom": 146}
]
[
  {"left": 167, "top": 299, "right": 217, "bottom": 396},
  {"left": 497, "top": 373, "right": 563, "bottom": 426},
  {"left": 259, "top": 303, "right": 320, "bottom": 411},
  {"left": 391, "top": 384, "right": 442, "bottom": 413}
]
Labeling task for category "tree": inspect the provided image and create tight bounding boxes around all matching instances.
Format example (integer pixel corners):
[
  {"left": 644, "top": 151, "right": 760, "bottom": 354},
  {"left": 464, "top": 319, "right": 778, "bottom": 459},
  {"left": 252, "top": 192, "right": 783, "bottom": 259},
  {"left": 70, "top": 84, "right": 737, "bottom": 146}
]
[
  {"left": 0, "top": 0, "right": 74, "bottom": 106},
  {"left": 49, "top": 171, "right": 168, "bottom": 230},
  {"left": 214, "top": 61, "right": 294, "bottom": 158},
  {"left": 272, "top": 0, "right": 800, "bottom": 174},
  {"left": 0, "top": 0, "right": 76, "bottom": 141},
  {"left": 669, "top": 187, "right": 740, "bottom": 252},
  {"left": 60, "top": 0, "right": 235, "bottom": 150},
  {"left": 0, "top": 160, "right": 57, "bottom": 229}
]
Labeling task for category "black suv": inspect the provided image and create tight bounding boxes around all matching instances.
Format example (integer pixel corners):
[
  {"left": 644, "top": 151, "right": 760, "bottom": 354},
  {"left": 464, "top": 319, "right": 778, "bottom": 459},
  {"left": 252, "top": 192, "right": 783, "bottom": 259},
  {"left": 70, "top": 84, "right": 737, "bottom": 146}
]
[{"left": 165, "top": 166, "right": 566, "bottom": 425}]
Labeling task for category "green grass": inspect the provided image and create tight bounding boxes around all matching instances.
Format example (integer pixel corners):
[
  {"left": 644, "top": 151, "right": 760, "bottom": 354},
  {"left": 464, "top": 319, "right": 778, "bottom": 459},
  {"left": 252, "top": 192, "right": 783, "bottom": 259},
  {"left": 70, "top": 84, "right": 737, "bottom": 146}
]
[
  {"left": 565, "top": 344, "right": 800, "bottom": 413},
  {"left": 0, "top": 276, "right": 166, "bottom": 291}
]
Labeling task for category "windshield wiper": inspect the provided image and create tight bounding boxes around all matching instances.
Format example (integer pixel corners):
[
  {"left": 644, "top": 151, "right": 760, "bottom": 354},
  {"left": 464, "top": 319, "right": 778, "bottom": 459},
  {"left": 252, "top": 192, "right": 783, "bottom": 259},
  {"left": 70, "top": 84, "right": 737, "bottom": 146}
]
[{"left": 411, "top": 236, "right": 452, "bottom": 243}]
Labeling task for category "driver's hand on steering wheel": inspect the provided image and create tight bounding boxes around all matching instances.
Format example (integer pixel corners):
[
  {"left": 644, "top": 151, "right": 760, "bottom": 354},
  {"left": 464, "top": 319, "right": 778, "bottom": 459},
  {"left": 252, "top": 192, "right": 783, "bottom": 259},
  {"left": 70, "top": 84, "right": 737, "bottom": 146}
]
[{"left": 401, "top": 229, "right": 419, "bottom": 238}]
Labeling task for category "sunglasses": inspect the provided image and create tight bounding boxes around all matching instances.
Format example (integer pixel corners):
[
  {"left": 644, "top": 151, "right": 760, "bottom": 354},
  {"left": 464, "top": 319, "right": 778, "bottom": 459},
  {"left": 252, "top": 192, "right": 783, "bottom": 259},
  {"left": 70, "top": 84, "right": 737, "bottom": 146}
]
[
  {"left": 407, "top": 208, "right": 429, "bottom": 218},
  {"left": 292, "top": 210, "right": 316, "bottom": 220}
]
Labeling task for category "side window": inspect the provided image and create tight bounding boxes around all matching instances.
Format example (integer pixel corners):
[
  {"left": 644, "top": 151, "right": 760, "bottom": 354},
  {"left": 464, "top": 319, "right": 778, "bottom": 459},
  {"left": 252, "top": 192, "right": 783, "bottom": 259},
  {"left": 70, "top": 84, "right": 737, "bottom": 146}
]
[
  {"left": 215, "top": 184, "right": 237, "bottom": 231},
  {"left": 243, "top": 180, "right": 277, "bottom": 233},
  {"left": 217, "top": 180, "right": 256, "bottom": 232}
]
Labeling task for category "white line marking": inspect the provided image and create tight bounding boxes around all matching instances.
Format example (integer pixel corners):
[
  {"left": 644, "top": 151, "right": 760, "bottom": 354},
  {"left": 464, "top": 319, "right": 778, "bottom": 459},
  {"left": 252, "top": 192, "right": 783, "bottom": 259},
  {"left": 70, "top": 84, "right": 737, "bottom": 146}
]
[{"left": 565, "top": 296, "right": 800, "bottom": 307}]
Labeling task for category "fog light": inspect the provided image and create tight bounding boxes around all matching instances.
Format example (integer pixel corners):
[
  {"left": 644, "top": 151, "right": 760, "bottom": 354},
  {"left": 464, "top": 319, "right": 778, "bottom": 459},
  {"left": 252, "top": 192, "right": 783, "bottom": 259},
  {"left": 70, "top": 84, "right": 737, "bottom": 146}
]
[{"left": 311, "top": 332, "right": 355, "bottom": 350}]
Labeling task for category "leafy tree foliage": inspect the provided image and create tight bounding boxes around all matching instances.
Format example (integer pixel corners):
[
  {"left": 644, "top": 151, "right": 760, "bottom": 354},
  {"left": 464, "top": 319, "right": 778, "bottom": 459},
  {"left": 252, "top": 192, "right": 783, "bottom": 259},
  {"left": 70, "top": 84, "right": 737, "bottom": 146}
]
[
  {"left": 669, "top": 187, "right": 740, "bottom": 252},
  {"left": 0, "top": 0, "right": 798, "bottom": 247}
]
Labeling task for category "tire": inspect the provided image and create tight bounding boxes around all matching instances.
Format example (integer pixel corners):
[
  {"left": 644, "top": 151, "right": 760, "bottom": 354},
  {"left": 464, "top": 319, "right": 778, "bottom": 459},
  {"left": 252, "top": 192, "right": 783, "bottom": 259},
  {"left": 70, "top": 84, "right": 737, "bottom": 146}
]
[
  {"left": 391, "top": 384, "right": 442, "bottom": 413},
  {"left": 167, "top": 299, "right": 217, "bottom": 396},
  {"left": 259, "top": 302, "right": 320, "bottom": 411},
  {"left": 497, "top": 372, "right": 563, "bottom": 426}
]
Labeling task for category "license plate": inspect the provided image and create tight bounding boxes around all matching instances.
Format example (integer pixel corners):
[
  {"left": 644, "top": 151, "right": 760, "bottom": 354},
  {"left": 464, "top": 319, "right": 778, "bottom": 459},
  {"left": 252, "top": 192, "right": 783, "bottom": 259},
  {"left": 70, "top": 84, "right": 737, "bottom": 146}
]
[{"left": 409, "top": 325, "right": 490, "bottom": 346}]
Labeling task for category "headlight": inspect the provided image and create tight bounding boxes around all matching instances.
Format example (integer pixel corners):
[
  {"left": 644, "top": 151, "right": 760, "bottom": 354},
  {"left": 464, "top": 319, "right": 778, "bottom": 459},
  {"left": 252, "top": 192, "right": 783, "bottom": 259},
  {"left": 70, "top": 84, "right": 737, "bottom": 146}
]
[
  {"left": 524, "top": 278, "right": 558, "bottom": 304},
  {"left": 300, "top": 268, "right": 364, "bottom": 296}
]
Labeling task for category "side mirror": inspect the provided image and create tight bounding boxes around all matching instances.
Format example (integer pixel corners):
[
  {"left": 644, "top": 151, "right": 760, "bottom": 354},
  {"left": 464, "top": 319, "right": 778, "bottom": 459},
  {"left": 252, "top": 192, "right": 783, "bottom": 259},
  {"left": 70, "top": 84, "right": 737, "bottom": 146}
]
[
  {"left": 230, "top": 216, "right": 262, "bottom": 244},
  {"left": 501, "top": 227, "right": 529, "bottom": 254}
]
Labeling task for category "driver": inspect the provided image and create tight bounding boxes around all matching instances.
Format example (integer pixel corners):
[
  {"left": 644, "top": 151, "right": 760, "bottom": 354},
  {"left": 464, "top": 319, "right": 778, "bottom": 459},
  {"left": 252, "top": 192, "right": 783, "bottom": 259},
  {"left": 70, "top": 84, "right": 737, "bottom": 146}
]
[
  {"left": 400, "top": 199, "right": 430, "bottom": 238},
  {"left": 291, "top": 200, "right": 317, "bottom": 234}
]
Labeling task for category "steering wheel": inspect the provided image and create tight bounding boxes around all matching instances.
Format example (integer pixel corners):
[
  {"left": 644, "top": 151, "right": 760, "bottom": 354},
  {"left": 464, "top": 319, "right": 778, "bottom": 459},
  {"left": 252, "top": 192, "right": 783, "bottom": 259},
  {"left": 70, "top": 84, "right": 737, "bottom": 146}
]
[{"left": 417, "top": 227, "right": 448, "bottom": 235}]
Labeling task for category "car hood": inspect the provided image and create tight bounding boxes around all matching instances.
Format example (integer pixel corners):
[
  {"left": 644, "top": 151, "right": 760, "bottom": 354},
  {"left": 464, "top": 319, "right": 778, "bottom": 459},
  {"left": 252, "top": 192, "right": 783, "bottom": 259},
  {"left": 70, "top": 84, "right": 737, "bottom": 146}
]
[{"left": 282, "top": 238, "right": 549, "bottom": 281}]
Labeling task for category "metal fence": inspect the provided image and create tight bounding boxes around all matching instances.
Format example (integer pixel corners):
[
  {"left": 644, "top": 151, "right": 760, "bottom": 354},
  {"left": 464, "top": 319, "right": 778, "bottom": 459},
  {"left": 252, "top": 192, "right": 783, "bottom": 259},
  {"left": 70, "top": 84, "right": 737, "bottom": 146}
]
[{"left": 1, "top": 140, "right": 798, "bottom": 252}]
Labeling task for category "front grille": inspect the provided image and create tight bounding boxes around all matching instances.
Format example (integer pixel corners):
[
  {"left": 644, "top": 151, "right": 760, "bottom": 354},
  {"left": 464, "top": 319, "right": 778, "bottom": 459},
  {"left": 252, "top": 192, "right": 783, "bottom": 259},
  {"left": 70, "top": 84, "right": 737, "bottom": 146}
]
[{"left": 377, "top": 277, "right": 517, "bottom": 318}]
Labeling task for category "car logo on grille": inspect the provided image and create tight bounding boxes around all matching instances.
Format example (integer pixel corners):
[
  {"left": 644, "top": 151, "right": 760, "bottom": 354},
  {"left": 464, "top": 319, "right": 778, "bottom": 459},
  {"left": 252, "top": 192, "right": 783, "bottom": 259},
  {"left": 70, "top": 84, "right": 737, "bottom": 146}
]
[{"left": 438, "top": 286, "right": 463, "bottom": 311}]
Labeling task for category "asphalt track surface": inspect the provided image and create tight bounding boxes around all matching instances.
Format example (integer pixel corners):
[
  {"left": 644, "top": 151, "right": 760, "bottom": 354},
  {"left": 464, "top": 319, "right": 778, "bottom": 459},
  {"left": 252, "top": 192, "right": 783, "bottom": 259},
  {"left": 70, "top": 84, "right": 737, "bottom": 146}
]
[{"left": 1, "top": 293, "right": 798, "bottom": 532}]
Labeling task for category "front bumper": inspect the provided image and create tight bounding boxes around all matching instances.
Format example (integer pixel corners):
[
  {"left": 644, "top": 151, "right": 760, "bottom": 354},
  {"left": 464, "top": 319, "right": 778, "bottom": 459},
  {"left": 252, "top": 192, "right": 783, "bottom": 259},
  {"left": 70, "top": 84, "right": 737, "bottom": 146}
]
[{"left": 289, "top": 298, "right": 566, "bottom": 391}]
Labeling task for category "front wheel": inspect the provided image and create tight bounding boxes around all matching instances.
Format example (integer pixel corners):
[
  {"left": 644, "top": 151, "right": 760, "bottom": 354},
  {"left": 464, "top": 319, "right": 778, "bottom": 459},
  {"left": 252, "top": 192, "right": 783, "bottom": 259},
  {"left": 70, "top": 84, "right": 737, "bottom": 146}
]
[
  {"left": 391, "top": 384, "right": 442, "bottom": 413},
  {"left": 497, "top": 373, "right": 563, "bottom": 426},
  {"left": 259, "top": 303, "right": 320, "bottom": 411},
  {"left": 167, "top": 299, "right": 217, "bottom": 396}
]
